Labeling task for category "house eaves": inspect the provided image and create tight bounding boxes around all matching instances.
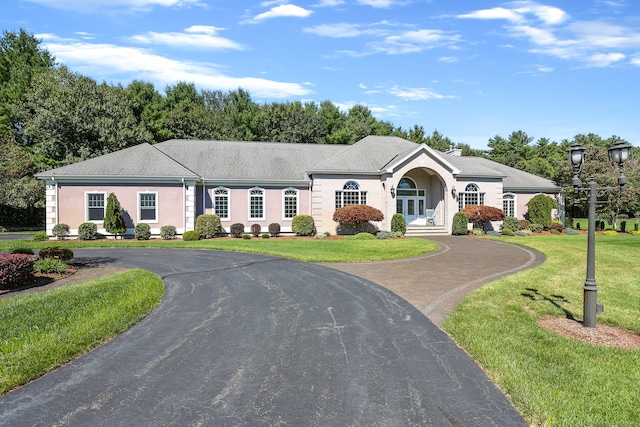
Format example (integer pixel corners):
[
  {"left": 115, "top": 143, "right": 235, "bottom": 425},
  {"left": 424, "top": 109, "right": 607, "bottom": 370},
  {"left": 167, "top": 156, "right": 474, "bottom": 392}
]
[
  {"left": 385, "top": 144, "right": 462, "bottom": 175},
  {"left": 203, "top": 178, "right": 311, "bottom": 187}
]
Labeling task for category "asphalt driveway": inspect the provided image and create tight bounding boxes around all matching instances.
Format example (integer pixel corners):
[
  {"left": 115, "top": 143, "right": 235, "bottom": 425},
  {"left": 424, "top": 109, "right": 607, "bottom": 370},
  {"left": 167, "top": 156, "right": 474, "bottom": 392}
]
[{"left": 0, "top": 246, "right": 529, "bottom": 426}]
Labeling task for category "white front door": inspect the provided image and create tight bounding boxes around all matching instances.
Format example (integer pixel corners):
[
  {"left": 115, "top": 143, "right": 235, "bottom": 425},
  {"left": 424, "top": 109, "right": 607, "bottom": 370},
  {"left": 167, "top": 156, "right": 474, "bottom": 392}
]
[{"left": 396, "top": 196, "right": 426, "bottom": 225}]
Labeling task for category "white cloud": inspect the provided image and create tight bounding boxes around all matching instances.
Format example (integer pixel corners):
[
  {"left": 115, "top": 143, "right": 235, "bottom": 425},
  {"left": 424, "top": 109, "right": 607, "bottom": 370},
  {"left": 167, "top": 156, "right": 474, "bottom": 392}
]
[
  {"left": 303, "top": 23, "right": 387, "bottom": 38},
  {"left": 248, "top": 4, "right": 313, "bottom": 23},
  {"left": 24, "top": 0, "right": 203, "bottom": 11},
  {"left": 438, "top": 56, "right": 459, "bottom": 63},
  {"left": 374, "top": 29, "right": 461, "bottom": 54},
  {"left": 458, "top": 2, "right": 568, "bottom": 25},
  {"left": 130, "top": 27, "right": 245, "bottom": 50},
  {"left": 40, "top": 38, "right": 311, "bottom": 98},
  {"left": 388, "top": 85, "right": 455, "bottom": 100},
  {"left": 458, "top": 7, "right": 523, "bottom": 23},
  {"left": 316, "top": 0, "right": 345, "bottom": 6},
  {"left": 585, "top": 52, "right": 625, "bottom": 67},
  {"left": 357, "top": 0, "right": 405, "bottom": 8}
]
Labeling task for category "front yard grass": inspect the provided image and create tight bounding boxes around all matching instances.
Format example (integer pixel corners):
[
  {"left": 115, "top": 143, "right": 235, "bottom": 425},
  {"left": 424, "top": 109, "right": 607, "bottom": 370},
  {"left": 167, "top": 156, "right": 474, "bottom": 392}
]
[
  {"left": 0, "top": 269, "right": 164, "bottom": 394},
  {"left": 0, "top": 237, "right": 438, "bottom": 263},
  {"left": 443, "top": 235, "right": 640, "bottom": 426}
]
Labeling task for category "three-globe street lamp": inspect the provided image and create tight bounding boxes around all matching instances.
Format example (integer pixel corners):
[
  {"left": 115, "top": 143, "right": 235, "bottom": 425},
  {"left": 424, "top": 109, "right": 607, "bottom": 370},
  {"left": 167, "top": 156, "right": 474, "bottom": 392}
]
[{"left": 568, "top": 140, "right": 633, "bottom": 328}]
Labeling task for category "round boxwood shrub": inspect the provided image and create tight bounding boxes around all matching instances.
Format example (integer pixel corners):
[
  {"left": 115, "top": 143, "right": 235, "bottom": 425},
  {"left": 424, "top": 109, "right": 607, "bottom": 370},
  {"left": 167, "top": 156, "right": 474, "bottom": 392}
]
[
  {"left": 230, "top": 223, "right": 245, "bottom": 238},
  {"left": 526, "top": 194, "right": 556, "bottom": 229},
  {"left": 195, "top": 214, "right": 222, "bottom": 238},
  {"left": 160, "top": 225, "right": 177, "bottom": 240},
  {"left": 502, "top": 216, "right": 520, "bottom": 232},
  {"left": 30, "top": 232, "right": 48, "bottom": 241},
  {"left": 529, "top": 223, "right": 544, "bottom": 233},
  {"left": 268, "top": 223, "right": 281, "bottom": 237},
  {"left": 452, "top": 212, "right": 469, "bottom": 235},
  {"left": 377, "top": 231, "right": 391, "bottom": 239},
  {"left": 292, "top": 215, "right": 315, "bottom": 236},
  {"left": 242, "top": 234, "right": 251, "bottom": 240},
  {"left": 182, "top": 230, "right": 200, "bottom": 241},
  {"left": 603, "top": 229, "right": 618, "bottom": 236},
  {"left": 135, "top": 223, "right": 151, "bottom": 240},
  {"left": 251, "top": 223, "right": 261, "bottom": 237},
  {"left": 501, "top": 228, "right": 515, "bottom": 236},
  {"left": 391, "top": 213, "right": 407, "bottom": 236},
  {"left": 344, "top": 232, "right": 376, "bottom": 240},
  {"left": 261, "top": 233, "right": 270, "bottom": 239},
  {"left": 38, "top": 246, "right": 74, "bottom": 261},
  {"left": 78, "top": 222, "right": 98, "bottom": 240},
  {"left": 51, "top": 223, "right": 70, "bottom": 240}
]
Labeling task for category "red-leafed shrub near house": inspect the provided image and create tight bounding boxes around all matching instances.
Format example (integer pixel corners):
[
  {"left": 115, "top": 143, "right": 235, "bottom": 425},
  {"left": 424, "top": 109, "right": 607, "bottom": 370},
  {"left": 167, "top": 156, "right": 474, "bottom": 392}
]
[
  {"left": 462, "top": 205, "right": 505, "bottom": 231},
  {"left": 0, "top": 254, "right": 34, "bottom": 290},
  {"left": 333, "top": 204, "right": 384, "bottom": 235}
]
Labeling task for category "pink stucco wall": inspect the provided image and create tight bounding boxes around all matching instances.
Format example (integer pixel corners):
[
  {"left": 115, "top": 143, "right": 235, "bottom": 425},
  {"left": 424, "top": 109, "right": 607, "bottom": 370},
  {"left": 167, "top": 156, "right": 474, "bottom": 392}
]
[{"left": 56, "top": 182, "right": 185, "bottom": 235}]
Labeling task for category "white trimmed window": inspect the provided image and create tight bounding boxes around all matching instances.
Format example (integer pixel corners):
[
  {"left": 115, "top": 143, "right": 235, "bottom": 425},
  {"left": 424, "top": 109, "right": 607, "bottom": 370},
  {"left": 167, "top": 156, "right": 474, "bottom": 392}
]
[
  {"left": 86, "top": 192, "right": 106, "bottom": 222},
  {"left": 458, "top": 184, "right": 485, "bottom": 210},
  {"left": 249, "top": 187, "right": 265, "bottom": 220},
  {"left": 138, "top": 192, "right": 158, "bottom": 222},
  {"left": 503, "top": 193, "right": 516, "bottom": 218},
  {"left": 214, "top": 187, "right": 230, "bottom": 220},
  {"left": 283, "top": 188, "right": 298, "bottom": 219},
  {"left": 335, "top": 181, "right": 367, "bottom": 209}
]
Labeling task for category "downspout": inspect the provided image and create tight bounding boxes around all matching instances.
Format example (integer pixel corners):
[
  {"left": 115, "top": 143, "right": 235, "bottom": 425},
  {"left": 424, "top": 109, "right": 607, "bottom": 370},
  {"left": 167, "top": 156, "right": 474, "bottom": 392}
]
[
  {"left": 202, "top": 178, "right": 206, "bottom": 214},
  {"left": 53, "top": 177, "right": 58, "bottom": 227}
]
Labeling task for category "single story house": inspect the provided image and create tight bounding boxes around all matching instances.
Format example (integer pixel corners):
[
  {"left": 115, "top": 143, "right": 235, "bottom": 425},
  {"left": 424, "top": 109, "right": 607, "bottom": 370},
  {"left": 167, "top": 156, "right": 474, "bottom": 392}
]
[{"left": 36, "top": 136, "right": 560, "bottom": 237}]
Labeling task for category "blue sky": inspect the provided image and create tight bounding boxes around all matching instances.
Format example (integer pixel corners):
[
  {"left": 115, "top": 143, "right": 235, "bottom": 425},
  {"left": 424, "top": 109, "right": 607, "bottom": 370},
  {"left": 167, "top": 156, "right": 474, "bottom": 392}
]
[{"left": 3, "top": 0, "right": 639, "bottom": 149}]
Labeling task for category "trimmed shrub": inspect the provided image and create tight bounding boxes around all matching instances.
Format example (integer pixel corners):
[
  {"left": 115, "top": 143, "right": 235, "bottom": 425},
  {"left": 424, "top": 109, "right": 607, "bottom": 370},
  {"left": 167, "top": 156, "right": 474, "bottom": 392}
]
[
  {"left": 391, "top": 213, "right": 407, "bottom": 236},
  {"left": 487, "top": 230, "right": 501, "bottom": 237},
  {"left": 38, "top": 246, "right": 74, "bottom": 261},
  {"left": 268, "top": 223, "right": 281, "bottom": 237},
  {"left": 315, "top": 233, "right": 327, "bottom": 240},
  {"left": 52, "top": 223, "right": 70, "bottom": 240},
  {"left": 564, "top": 228, "right": 580, "bottom": 235},
  {"left": 30, "top": 232, "right": 48, "bottom": 241},
  {"left": 78, "top": 222, "right": 98, "bottom": 240},
  {"left": 104, "top": 193, "right": 126, "bottom": 238},
  {"left": 519, "top": 219, "right": 531, "bottom": 230},
  {"left": 292, "top": 215, "right": 315, "bottom": 236},
  {"left": 230, "top": 223, "right": 245, "bottom": 238},
  {"left": 242, "top": 234, "right": 251, "bottom": 240},
  {"left": 526, "top": 194, "right": 556, "bottom": 229},
  {"left": 630, "top": 230, "right": 640, "bottom": 236},
  {"left": 135, "top": 223, "right": 151, "bottom": 240},
  {"left": 195, "top": 214, "right": 222, "bottom": 238},
  {"left": 462, "top": 205, "right": 505, "bottom": 231},
  {"left": 182, "top": 230, "right": 200, "bottom": 241},
  {"left": 261, "top": 233, "right": 270, "bottom": 239},
  {"left": 34, "top": 258, "right": 68, "bottom": 274},
  {"left": 515, "top": 230, "right": 532, "bottom": 237},
  {"left": 620, "top": 220, "right": 627, "bottom": 233},
  {"left": 549, "top": 220, "right": 564, "bottom": 232},
  {"left": 501, "top": 228, "right": 515, "bottom": 236},
  {"left": 251, "top": 223, "right": 261, "bottom": 237},
  {"left": 472, "top": 228, "right": 484, "bottom": 236},
  {"left": 550, "top": 229, "right": 561, "bottom": 234},
  {"left": 160, "top": 225, "right": 177, "bottom": 240},
  {"left": 603, "top": 229, "right": 618, "bottom": 236},
  {"left": 333, "top": 205, "right": 384, "bottom": 235},
  {"left": 529, "top": 223, "right": 544, "bottom": 233},
  {"left": 377, "top": 231, "right": 391, "bottom": 239},
  {"left": 0, "top": 254, "right": 34, "bottom": 289},
  {"left": 502, "top": 216, "right": 520, "bottom": 232},
  {"left": 452, "top": 212, "right": 469, "bottom": 235},
  {"left": 390, "top": 231, "right": 404, "bottom": 238}
]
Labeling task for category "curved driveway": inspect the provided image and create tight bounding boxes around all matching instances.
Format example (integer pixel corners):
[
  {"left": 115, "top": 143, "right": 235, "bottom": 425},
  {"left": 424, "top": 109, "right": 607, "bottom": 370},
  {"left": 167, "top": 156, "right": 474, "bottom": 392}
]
[{"left": 0, "top": 240, "right": 536, "bottom": 426}]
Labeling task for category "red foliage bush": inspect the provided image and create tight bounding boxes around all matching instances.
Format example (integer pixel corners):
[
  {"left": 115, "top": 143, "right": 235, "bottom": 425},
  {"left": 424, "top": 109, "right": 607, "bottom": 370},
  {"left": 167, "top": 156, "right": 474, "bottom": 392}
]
[
  {"left": 333, "top": 204, "right": 384, "bottom": 224},
  {"left": 462, "top": 205, "right": 505, "bottom": 230},
  {"left": 0, "top": 254, "right": 34, "bottom": 290}
]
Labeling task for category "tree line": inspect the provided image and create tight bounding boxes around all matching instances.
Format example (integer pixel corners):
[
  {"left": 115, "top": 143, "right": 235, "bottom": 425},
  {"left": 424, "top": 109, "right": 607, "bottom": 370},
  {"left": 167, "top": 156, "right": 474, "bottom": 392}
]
[{"left": 1, "top": 29, "right": 638, "bottom": 227}]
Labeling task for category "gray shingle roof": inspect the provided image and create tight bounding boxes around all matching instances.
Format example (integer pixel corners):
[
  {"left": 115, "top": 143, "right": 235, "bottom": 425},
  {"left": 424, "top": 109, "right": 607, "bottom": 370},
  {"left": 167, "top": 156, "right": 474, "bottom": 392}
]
[
  {"left": 36, "top": 143, "right": 199, "bottom": 179},
  {"left": 154, "top": 139, "right": 347, "bottom": 181},
  {"left": 35, "top": 136, "right": 559, "bottom": 191}
]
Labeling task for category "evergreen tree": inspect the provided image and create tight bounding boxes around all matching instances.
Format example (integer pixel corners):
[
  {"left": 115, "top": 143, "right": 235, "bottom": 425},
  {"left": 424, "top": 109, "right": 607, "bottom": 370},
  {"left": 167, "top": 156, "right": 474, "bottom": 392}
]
[{"left": 104, "top": 193, "right": 126, "bottom": 238}]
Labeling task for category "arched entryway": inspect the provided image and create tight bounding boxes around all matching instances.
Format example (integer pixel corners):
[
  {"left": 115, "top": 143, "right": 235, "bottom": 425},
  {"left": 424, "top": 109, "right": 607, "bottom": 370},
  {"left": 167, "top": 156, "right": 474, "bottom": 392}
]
[{"left": 395, "top": 171, "right": 445, "bottom": 227}]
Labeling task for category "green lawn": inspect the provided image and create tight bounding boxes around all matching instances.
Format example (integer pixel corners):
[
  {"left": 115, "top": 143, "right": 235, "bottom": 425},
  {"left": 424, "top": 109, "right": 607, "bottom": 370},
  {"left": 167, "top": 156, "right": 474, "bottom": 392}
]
[
  {"left": 571, "top": 217, "right": 639, "bottom": 232},
  {"left": 1, "top": 237, "right": 438, "bottom": 263},
  {"left": 0, "top": 269, "right": 164, "bottom": 394},
  {"left": 443, "top": 235, "right": 640, "bottom": 426}
]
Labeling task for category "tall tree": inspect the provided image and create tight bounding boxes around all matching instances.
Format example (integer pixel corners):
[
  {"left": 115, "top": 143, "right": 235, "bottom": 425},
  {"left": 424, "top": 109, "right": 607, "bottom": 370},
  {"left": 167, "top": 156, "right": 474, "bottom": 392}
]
[
  {"left": 104, "top": 193, "right": 126, "bottom": 238},
  {"left": 0, "top": 29, "right": 56, "bottom": 135},
  {"left": 16, "top": 66, "right": 153, "bottom": 164}
]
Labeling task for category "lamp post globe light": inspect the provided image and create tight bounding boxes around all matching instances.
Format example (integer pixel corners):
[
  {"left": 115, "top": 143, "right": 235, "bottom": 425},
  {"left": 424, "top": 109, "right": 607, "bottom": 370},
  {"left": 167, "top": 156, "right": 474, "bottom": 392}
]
[{"left": 568, "top": 140, "right": 633, "bottom": 328}]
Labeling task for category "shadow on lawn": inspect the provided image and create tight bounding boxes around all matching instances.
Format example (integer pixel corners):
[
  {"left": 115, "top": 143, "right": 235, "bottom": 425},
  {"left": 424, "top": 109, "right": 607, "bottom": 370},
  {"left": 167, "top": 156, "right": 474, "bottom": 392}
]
[{"left": 521, "top": 287, "right": 575, "bottom": 320}]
